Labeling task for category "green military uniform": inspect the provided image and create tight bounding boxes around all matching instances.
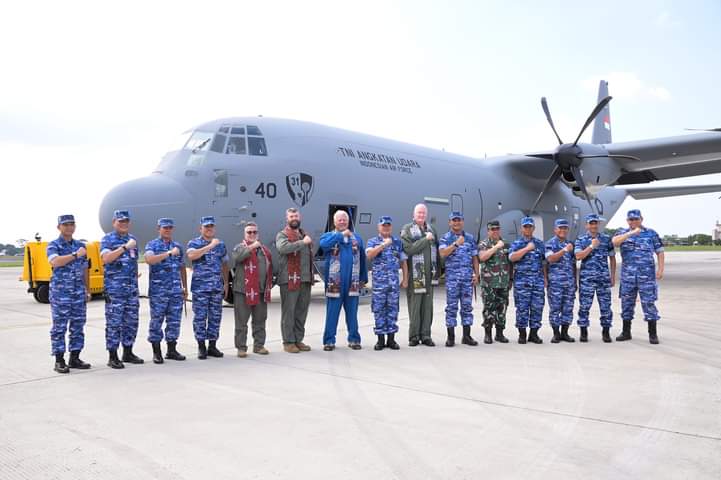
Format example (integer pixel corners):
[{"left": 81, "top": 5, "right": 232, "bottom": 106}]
[
  {"left": 478, "top": 236, "right": 512, "bottom": 329},
  {"left": 401, "top": 221, "right": 440, "bottom": 343}
]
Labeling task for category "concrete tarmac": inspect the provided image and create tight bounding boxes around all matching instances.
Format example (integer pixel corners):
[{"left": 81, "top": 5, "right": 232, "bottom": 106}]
[{"left": 1, "top": 252, "right": 720, "bottom": 479}]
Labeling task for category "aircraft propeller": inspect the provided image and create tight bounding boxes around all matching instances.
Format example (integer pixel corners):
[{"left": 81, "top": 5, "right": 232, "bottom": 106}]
[{"left": 527, "top": 95, "right": 636, "bottom": 214}]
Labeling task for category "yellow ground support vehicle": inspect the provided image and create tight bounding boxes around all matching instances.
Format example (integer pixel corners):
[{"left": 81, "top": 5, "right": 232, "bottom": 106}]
[{"left": 21, "top": 240, "right": 104, "bottom": 303}]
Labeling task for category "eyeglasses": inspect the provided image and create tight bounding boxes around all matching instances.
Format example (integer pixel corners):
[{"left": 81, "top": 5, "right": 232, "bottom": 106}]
[
  {"left": 489, "top": 227, "right": 500, "bottom": 231},
  {"left": 246, "top": 231, "right": 258, "bottom": 234}
]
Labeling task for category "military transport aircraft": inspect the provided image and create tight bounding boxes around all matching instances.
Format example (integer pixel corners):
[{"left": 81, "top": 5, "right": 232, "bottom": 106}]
[{"left": 99, "top": 80, "right": 721, "bottom": 272}]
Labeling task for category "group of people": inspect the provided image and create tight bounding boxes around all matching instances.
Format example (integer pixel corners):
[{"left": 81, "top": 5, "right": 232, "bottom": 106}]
[{"left": 45, "top": 204, "right": 664, "bottom": 374}]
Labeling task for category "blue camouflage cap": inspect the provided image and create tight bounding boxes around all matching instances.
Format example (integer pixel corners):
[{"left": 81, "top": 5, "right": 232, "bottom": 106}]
[
  {"left": 200, "top": 216, "right": 216, "bottom": 226},
  {"left": 520, "top": 216, "right": 535, "bottom": 226},
  {"left": 554, "top": 218, "right": 569, "bottom": 228},
  {"left": 157, "top": 218, "right": 174, "bottom": 228},
  {"left": 585, "top": 213, "right": 604, "bottom": 223},
  {"left": 627, "top": 209, "right": 642, "bottom": 219},
  {"left": 57, "top": 214, "right": 75, "bottom": 225},
  {"left": 113, "top": 210, "right": 130, "bottom": 221},
  {"left": 378, "top": 215, "right": 393, "bottom": 225},
  {"left": 449, "top": 211, "right": 464, "bottom": 220}
]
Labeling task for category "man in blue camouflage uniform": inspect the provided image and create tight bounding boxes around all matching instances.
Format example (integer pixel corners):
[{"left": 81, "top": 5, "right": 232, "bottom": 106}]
[
  {"left": 187, "top": 216, "right": 229, "bottom": 359},
  {"left": 144, "top": 218, "right": 188, "bottom": 364},
  {"left": 575, "top": 213, "right": 616, "bottom": 343},
  {"left": 545, "top": 219, "right": 576, "bottom": 343},
  {"left": 612, "top": 209, "right": 665, "bottom": 344},
  {"left": 509, "top": 216, "right": 546, "bottom": 344},
  {"left": 439, "top": 211, "right": 479, "bottom": 347},
  {"left": 101, "top": 210, "right": 143, "bottom": 369},
  {"left": 47, "top": 214, "right": 91, "bottom": 373},
  {"left": 366, "top": 216, "right": 408, "bottom": 351}
]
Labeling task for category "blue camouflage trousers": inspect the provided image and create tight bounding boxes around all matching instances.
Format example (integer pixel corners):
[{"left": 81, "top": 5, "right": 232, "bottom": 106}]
[
  {"left": 148, "top": 294, "right": 184, "bottom": 343},
  {"left": 445, "top": 274, "right": 473, "bottom": 327},
  {"left": 372, "top": 283, "right": 400, "bottom": 335},
  {"left": 514, "top": 276, "right": 545, "bottom": 329},
  {"left": 105, "top": 293, "right": 140, "bottom": 350},
  {"left": 50, "top": 299, "right": 86, "bottom": 355},
  {"left": 620, "top": 270, "right": 659, "bottom": 322},
  {"left": 192, "top": 290, "right": 224, "bottom": 341},
  {"left": 547, "top": 283, "right": 575, "bottom": 327},
  {"left": 578, "top": 276, "right": 613, "bottom": 327}
]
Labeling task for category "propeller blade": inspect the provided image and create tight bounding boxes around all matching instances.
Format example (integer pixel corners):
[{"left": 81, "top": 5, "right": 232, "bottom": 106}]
[
  {"left": 579, "top": 154, "right": 641, "bottom": 161},
  {"left": 573, "top": 96, "right": 612, "bottom": 146},
  {"left": 525, "top": 153, "right": 555, "bottom": 160},
  {"left": 541, "top": 97, "right": 563, "bottom": 145},
  {"left": 571, "top": 165, "right": 596, "bottom": 213},
  {"left": 684, "top": 128, "right": 721, "bottom": 132},
  {"left": 529, "top": 165, "right": 563, "bottom": 213}
]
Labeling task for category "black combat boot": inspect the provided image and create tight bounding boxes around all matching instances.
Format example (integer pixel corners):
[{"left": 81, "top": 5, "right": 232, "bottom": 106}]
[
  {"left": 107, "top": 349, "right": 124, "bottom": 369},
  {"left": 518, "top": 328, "right": 527, "bottom": 344},
  {"left": 445, "top": 327, "right": 455, "bottom": 347},
  {"left": 207, "top": 340, "right": 224, "bottom": 357},
  {"left": 528, "top": 328, "right": 543, "bottom": 344},
  {"left": 165, "top": 341, "right": 186, "bottom": 360},
  {"left": 462, "top": 325, "right": 478, "bottom": 346},
  {"left": 54, "top": 353, "right": 70, "bottom": 374},
  {"left": 484, "top": 326, "right": 493, "bottom": 344},
  {"left": 560, "top": 325, "right": 575, "bottom": 342},
  {"left": 648, "top": 321, "right": 659, "bottom": 345},
  {"left": 386, "top": 333, "right": 400, "bottom": 350},
  {"left": 580, "top": 327, "right": 589, "bottom": 343},
  {"left": 151, "top": 342, "right": 164, "bottom": 364},
  {"left": 408, "top": 337, "right": 420, "bottom": 347},
  {"left": 551, "top": 326, "right": 561, "bottom": 344},
  {"left": 374, "top": 335, "right": 386, "bottom": 351},
  {"left": 68, "top": 350, "right": 91, "bottom": 369},
  {"left": 602, "top": 327, "right": 612, "bottom": 343},
  {"left": 616, "top": 321, "right": 632, "bottom": 341},
  {"left": 495, "top": 326, "right": 509, "bottom": 343},
  {"left": 122, "top": 345, "right": 144, "bottom": 364},
  {"left": 197, "top": 340, "right": 208, "bottom": 359}
]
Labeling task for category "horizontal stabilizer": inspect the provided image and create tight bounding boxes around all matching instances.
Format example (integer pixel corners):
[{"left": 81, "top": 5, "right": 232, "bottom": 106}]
[{"left": 624, "top": 184, "right": 721, "bottom": 200}]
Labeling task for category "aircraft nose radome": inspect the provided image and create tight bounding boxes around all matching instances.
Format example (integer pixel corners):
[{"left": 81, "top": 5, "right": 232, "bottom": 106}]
[{"left": 98, "top": 175, "right": 193, "bottom": 242}]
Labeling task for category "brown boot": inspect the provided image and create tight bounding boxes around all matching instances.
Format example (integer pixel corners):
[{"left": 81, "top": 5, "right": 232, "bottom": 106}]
[
  {"left": 253, "top": 345, "right": 269, "bottom": 355},
  {"left": 236, "top": 348, "right": 248, "bottom": 358},
  {"left": 284, "top": 343, "right": 300, "bottom": 353},
  {"left": 295, "top": 342, "right": 311, "bottom": 352}
]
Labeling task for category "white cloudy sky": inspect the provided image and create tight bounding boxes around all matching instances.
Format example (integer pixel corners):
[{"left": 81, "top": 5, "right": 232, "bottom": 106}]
[{"left": 2, "top": 0, "right": 721, "bottom": 244}]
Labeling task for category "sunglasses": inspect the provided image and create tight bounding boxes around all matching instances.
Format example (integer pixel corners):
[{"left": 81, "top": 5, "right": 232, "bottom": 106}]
[
  {"left": 451, "top": 218, "right": 463, "bottom": 222},
  {"left": 61, "top": 223, "right": 76, "bottom": 226},
  {"left": 588, "top": 221, "right": 598, "bottom": 225},
  {"left": 489, "top": 227, "right": 500, "bottom": 231},
  {"left": 246, "top": 230, "right": 258, "bottom": 234}
]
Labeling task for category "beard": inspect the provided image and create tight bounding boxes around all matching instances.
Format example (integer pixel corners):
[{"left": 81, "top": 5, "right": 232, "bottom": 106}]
[{"left": 289, "top": 220, "right": 301, "bottom": 229}]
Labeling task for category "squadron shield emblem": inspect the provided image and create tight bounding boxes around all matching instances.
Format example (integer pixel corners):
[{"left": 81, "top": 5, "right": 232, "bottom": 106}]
[{"left": 286, "top": 172, "right": 314, "bottom": 207}]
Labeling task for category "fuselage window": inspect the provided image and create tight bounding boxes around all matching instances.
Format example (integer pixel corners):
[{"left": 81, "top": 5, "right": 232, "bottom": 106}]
[
  {"left": 214, "top": 169, "right": 228, "bottom": 197},
  {"left": 248, "top": 136, "right": 267, "bottom": 156},
  {"left": 226, "top": 136, "right": 247, "bottom": 155},
  {"left": 210, "top": 134, "right": 227, "bottom": 153}
]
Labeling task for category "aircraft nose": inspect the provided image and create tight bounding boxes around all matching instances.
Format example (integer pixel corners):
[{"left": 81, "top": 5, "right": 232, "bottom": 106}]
[{"left": 99, "top": 175, "right": 194, "bottom": 244}]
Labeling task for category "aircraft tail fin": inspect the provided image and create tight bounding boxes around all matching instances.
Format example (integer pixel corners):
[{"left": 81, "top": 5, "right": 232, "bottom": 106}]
[{"left": 592, "top": 80, "right": 612, "bottom": 144}]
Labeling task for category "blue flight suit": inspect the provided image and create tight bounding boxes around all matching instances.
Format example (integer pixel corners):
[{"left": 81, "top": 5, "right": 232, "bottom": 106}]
[
  {"left": 47, "top": 237, "right": 88, "bottom": 355},
  {"left": 616, "top": 227, "right": 663, "bottom": 322},
  {"left": 101, "top": 232, "right": 140, "bottom": 350},
  {"left": 319, "top": 231, "right": 368, "bottom": 345},
  {"left": 187, "top": 237, "right": 228, "bottom": 341},
  {"left": 440, "top": 230, "right": 477, "bottom": 327},
  {"left": 545, "top": 236, "right": 576, "bottom": 327},
  {"left": 367, "top": 235, "right": 406, "bottom": 335},
  {"left": 144, "top": 238, "right": 185, "bottom": 343},
  {"left": 575, "top": 233, "right": 615, "bottom": 327},
  {"left": 509, "top": 237, "right": 546, "bottom": 329}
]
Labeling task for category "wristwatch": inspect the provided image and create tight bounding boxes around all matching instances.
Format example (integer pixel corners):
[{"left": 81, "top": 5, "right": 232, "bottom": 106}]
[
  {"left": 72, "top": 252, "right": 78, "bottom": 259},
  {"left": 122, "top": 245, "right": 128, "bottom": 251}
]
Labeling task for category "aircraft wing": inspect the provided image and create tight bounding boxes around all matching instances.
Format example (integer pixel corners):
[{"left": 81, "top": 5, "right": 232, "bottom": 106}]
[
  {"left": 608, "top": 132, "right": 721, "bottom": 184},
  {"left": 622, "top": 184, "right": 721, "bottom": 199}
]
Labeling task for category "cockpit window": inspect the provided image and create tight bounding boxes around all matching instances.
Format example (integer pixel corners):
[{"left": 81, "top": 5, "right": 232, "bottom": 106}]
[
  {"left": 231, "top": 126, "right": 246, "bottom": 135},
  {"left": 184, "top": 131, "right": 214, "bottom": 152},
  {"left": 210, "top": 134, "right": 227, "bottom": 153},
  {"left": 247, "top": 125, "right": 262, "bottom": 135},
  {"left": 248, "top": 137, "right": 267, "bottom": 156},
  {"left": 226, "top": 136, "right": 247, "bottom": 155}
]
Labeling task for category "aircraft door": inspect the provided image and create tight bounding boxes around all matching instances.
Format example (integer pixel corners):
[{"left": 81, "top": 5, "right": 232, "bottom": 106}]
[
  {"left": 423, "top": 198, "right": 450, "bottom": 234},
  {"left": 451, "top": 194, "right": 463, "bottom": 214},
  {"left": 571, "top": 206, "right": 581, "bottom": 240}
]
